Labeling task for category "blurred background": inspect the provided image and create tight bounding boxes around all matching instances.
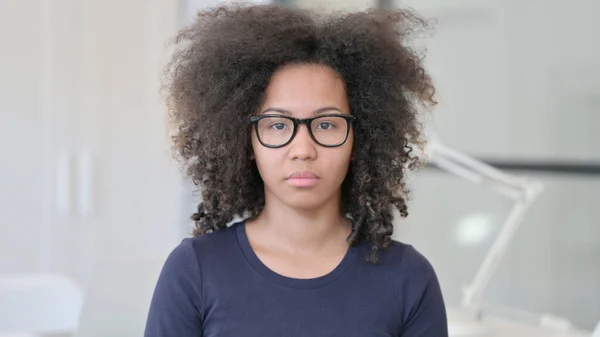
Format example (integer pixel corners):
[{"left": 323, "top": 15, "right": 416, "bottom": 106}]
[{"left": 1, "top": 0, "right": 598, "bottom": 336}]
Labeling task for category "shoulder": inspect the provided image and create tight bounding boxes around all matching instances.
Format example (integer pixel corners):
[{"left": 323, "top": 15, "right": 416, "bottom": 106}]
[
  {"left": 374, "top": 240, "right": 442, "bottom": 304},
  {"left": 153, "top": 222, "right": 242, "bottom": 299},
  {"left": 356, "top": 240, "right": 440, "bottom": 294},
  {"left": 377, "top": 240, "right": 438, "bottom": 280},
  {"left": 377, "top": 240, "right": 447, "bottom": 332},
  {"left": 161, "top": 222, "right": 240, "bottom": 272},
  {"left": 145, "top": 224, "right": 241, "bottom": 335},
  {"left": 166, "top": 222, "right": 241, "bottom": 271}
]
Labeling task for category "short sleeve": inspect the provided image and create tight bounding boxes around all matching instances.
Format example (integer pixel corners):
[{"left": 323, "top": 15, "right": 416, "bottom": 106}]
[
  {"left": 144, "top": 238, "right": 204, "bottom": 337},
  {"left": 399, "top": 245, "right": 448, "bottom": 337}
]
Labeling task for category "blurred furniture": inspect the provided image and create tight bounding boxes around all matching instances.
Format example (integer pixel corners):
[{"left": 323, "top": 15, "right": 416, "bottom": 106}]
[
  {"left": 427, "top": 138, "right": 594, "bottom": 336},
  {"left": 0, "top": 274, "right": 83, "bottom": 336},
  {"left": 448, "top": 309, "right": 593, "bottom": 337},
  {"left": 74, "top": 258, "right": 165, "bottom": 337}
]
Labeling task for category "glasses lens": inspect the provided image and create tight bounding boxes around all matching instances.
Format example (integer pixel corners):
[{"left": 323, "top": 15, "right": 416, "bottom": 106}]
[
  {"left": 256, "top": 116, "right": 295, "bottom": 147},
  {"left": 311, "top": 116, "right": 349, "bottom": 146}
]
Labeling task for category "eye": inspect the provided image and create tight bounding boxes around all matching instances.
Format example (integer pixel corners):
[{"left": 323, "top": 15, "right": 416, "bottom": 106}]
[
  {"left": 270, "top": 122, "right": 288, "bottom": 130},
  {"left": 316, "top": 122, "right": 335, "bottom": 130}
]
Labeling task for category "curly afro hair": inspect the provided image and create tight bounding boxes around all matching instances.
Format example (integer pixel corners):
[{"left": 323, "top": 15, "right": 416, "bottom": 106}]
[{"left": 165, "top": 3, "right": 436, "bottom": 262}]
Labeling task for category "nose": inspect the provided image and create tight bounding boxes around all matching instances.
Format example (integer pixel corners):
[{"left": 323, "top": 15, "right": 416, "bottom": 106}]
[{"left": 288, "top": 123, "right": 317, "bottom": 161}]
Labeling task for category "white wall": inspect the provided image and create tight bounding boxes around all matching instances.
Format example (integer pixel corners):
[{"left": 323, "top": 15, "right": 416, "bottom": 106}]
[
  {"left": 292, "top": 0, "right": 376, "bottom": 11},
  {"left": 0, "top": 1, "right": 47, "bottom": 273},
  {"left": 0, "top": 0, "right": 183, "bottom": 287}
]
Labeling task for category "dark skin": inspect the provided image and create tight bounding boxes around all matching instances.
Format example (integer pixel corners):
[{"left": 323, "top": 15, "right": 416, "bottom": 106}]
[{"left": 245, "top": 64, "right": 353, "bottom": 279}]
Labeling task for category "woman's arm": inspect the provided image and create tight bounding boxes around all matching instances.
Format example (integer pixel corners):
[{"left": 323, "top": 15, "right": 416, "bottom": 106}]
[
  {"left": 145, "top": 238, "right": 204, "bottom": 337},
  {"left": 399, "top": 246, "right": 448, "bottom": 337}
]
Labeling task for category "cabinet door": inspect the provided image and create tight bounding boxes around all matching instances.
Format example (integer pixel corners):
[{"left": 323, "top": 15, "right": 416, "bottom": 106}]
[
  {"left": 0, "top": 1, "right": 55, "bottom": 274},
  {"left": 0, "top": 0, "right": 184, "bottom": 286},
  {"left": 67, "top": 0, "right": 184, "bottom": 285}
]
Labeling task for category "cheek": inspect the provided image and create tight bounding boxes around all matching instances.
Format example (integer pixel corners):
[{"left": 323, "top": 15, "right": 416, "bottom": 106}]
[
  {"left": 323, "top": 145, "right": 353, "bottom": 181},
  {"left": 251, "top": 133, "right": 279, "bottom": 177},
  {"left": 254, "top": 150, "right": 275, "bottom": 174},
  {"left": 337, "top": 132, "right": 354, "bottom": 168}
]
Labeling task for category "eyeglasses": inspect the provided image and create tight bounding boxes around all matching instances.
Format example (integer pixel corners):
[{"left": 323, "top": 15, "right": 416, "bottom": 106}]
[{"left": 249, "top": 114, "right": 356, "bottom": 148}]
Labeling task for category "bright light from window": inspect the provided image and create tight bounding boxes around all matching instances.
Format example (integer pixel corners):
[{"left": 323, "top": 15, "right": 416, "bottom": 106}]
[{"left": 456, "top": 213, "right": 493, "bottom": 247}]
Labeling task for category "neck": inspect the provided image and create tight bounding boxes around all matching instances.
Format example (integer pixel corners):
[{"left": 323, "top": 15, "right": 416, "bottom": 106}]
[{"left": 251, "top": 191, "right": 350, "bottom": 253}]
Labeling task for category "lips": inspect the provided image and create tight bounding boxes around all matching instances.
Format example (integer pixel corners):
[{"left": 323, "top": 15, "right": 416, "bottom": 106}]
[
  {"left": 287, "top": 170, "right": 320, "bottom": 180},
  {"left": 286, "top": 170, "right": 320, "bottom": 187}
]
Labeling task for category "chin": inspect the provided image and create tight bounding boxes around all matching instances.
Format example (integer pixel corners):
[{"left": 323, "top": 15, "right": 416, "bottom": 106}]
[
  {"left": 278, "top": 188, "right": 335, "bottom": 211},
  {"left": 285, "top": 199, "right": 324, "bottom": 211}
]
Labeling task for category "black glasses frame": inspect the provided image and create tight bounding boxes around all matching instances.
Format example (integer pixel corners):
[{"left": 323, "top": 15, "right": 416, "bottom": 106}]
[{"left": 249, "top": 114, "right": 356, "bottom": 148}]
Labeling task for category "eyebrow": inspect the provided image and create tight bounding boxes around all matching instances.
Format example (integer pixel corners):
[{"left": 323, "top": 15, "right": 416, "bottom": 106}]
[{"left": 260, "top": 106, "right": 343, "bottom": 115}]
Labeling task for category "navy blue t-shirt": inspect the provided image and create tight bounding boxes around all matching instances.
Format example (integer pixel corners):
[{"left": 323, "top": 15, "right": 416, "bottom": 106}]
[{"left": 144, "top": 221, "right": 448, "bottom": 336}]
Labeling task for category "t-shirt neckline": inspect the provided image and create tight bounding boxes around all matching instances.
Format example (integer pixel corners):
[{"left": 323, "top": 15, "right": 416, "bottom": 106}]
[{"left": 235, "top": 221, "right": 360, "bottom": 289}]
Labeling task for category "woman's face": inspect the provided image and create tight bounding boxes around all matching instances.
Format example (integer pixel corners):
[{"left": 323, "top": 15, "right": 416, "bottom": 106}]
[{"left": 251, "top": 63, "right": 354, "bottom": 211}]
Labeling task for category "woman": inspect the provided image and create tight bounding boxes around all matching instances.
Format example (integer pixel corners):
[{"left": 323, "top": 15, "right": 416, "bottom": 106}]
[{"left": 145, "top": 3, "right": 447, "bottom": 336}]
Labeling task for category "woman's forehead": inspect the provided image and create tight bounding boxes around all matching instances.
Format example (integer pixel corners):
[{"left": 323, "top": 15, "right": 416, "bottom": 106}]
[{"left": 261, "top": 64, "right": 349, "bottom": 116}]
